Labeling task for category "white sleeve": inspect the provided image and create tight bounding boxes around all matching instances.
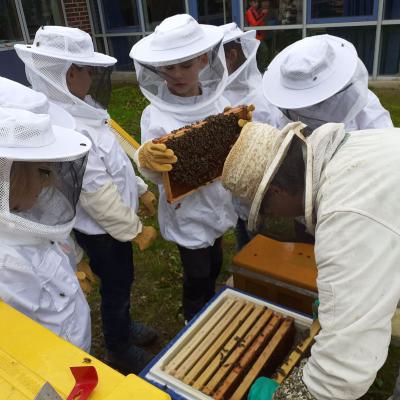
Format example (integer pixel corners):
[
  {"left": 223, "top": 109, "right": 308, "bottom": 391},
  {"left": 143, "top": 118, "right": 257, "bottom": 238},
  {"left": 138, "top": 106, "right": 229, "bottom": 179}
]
[
  {"left": 0, "top": 256, "right": 41, "bottom": 316},
  {"left": 136, "top": 175, "right": 149, "bottom": 197},
  {"left": 80, "top": 181, "right": 143, "bottom": 242},
  {"left": 303, "top": 211, "right": 400, "bottom": 400},
  {"left": 355, "top": 91, "right": 394, "bottom": 130}
]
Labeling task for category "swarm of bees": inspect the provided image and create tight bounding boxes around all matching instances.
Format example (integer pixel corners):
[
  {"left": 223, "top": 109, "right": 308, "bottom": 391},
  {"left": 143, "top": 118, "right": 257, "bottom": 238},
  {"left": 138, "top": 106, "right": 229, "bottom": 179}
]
[{"left": 166, "top": 113, "right": 242, "bottom": 187}]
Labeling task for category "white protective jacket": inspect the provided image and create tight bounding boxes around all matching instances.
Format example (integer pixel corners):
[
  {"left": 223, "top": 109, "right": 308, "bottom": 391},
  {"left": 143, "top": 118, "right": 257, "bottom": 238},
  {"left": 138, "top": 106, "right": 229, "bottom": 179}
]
[
  {"left": 224, "top": 62, "right": 289, "bottom": 129},
  {"left": 302, "top": 126, "right": 400, "bottom": 400},
  {"left": 347, "top": 90, "right": 393, "bottom": 131},
  {"left": 0, "top": 235, "right": 91, "bottom": 352},
  {"left": 136, "top": 94, "right": 237, "bottom": 249},
  {"left": 71, "top": 105, "right": 148, "bottom": 241}
]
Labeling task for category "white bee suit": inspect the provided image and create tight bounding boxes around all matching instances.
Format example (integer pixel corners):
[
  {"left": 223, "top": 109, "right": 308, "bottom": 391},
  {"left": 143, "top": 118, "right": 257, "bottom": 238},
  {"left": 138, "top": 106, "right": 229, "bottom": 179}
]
[
  {"left": 300, "top": 126, "right": 400, "bottom": 399},
  {"left": 0, "top": 107, "right": 92, "bottom": 352},
  {"left": 243, "top": 123, "right": 400, "bottom": 399},
  {"left": 221, "top": 23, "right": 288, "bottom": 129},
  {"left": 72, "top": 106, "right": 148, "bottom": 241},
  {"left": 130, "top": 14, "right": 237, "bottom": 249},
  {"left": 0, "top": 238, "right": 91, "bottom": 352},
  {"left": 137, "top": 95, "right": 237, "bottom": 249},
  {"left": 15, "top": 26, "right": 147, "bottom": 241}
]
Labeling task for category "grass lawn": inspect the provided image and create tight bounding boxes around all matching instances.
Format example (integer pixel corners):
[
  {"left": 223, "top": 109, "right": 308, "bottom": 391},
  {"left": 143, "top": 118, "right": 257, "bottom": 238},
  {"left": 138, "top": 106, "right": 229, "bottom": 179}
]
[{"left": 86, "top": 84, "right": 400, "bottom": 399}]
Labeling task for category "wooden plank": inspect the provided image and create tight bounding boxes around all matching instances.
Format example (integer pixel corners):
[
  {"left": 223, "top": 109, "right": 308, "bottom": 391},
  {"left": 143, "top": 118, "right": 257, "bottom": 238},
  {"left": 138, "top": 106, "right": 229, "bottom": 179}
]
[
  {"left": 203, "top": 313, "right": 283, "bottom": 398},
  {"left": 228, "top": 318, "right": 295, "bottom": 400},
  {"left": 274, "top": 319, "right": 321, "bottom": 384},
  {"left": 195, "top": 307, "right": 273, "bottom": 391},
  {"left": 173, "top": 299, "right": 248, "bottom": 379},
  {"left": 183, "top": 303, "right": 256, "bottom": 387},
  {"left": 162, "top": 296, "right": 236, "bottom": 374}
]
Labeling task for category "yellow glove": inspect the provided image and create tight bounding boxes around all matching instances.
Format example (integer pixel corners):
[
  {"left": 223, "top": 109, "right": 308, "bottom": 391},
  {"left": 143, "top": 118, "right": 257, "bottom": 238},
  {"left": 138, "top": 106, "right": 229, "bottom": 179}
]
[
  {"left": 138, "top": 142, "right": 177, "bottom": 172},
  {"left": 132, "top": 225, "right": 157, "bottom": 251},
  {"left": 238, "top": 104, "right": 255, "bottom": 127},
  {"left": 139, "top": 191, "right": 157, "bottom": 217},
  {"left": 76, "top": 260, "right": 96, "bottom": 295}
]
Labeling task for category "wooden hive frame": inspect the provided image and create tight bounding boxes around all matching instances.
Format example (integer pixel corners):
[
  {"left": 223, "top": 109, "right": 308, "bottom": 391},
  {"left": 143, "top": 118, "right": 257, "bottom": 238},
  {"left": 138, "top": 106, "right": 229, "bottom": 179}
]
[
  {"left": 153, "top": 105, "right": 251, "bottom": 203},
  {"left": 160, "top": 295, "right": 298, "bottom": 400}
]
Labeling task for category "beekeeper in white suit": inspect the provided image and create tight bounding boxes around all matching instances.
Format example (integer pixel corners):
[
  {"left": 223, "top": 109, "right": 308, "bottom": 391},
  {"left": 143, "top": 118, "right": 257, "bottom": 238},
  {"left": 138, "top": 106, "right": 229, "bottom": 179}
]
[
  {"left": 15, "top": 26, "right": 158, "bottom": 374},
  {"left": 221, "top": 22, "right": 287, "bottom": 127},
  {"left": 130, "top": 14, "right": 238, "bottom": 322},
  {"left": 263, "top": 34, "right": 393, "bottom": 133},
  {"left": 222, "top": 119, "right": 400, "bottom": 399},
  {"left": 221, "top": 22, "right": 289, "bottom": 249},
  {"left": 0, "top": 76, "right": 94, "bottom": 291},
  {"left": 0, "top": 106, "right": 92, "bottom": 352},
  {"left": 263, "top": 34, "right": 393, "bottom": 243}
]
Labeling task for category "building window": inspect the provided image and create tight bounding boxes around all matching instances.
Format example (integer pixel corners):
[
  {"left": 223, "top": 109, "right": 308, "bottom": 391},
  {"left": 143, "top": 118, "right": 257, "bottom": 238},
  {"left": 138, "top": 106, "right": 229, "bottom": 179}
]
[
  {"left": 101, "top": 0, "right": 141, "bottom": 32},
  {"left": 0, "top": 0, "right": 24, "bottom": 45},
  {"left": 257, "top": 29, "right": 302, "bottom": 72},
  {"left": 142, "top": 0, "right": 186, "bottom": 31},
  {"left": 198, "top": 0, "right": 232, "bottom": 25},
  {"left": 107, "top": 35, "right": 141, "bottom": 70},
  {"left": 20, "top": 0, "right": 65, "bottom": 39},
  {"left": 308, "top": 0, "right": 377, "bottom": 22},
  {"left": 379, "top": 26, "right": 400, "bottom": 75},
  {"left": 308, "top": 26, "right": 376, "bottom": 74},
  {"left": 244, "top": 0, "right": 303, "bottom": 27},
  {"left": 384, "top": 0, "right": 400, "bottom": 19}
]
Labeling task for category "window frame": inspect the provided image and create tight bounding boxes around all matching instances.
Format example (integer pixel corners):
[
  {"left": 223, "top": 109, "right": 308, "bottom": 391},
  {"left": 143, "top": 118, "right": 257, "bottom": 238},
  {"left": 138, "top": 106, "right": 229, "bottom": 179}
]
[{"left": 0, "top": 0, "right": 67, "bottom": 50}]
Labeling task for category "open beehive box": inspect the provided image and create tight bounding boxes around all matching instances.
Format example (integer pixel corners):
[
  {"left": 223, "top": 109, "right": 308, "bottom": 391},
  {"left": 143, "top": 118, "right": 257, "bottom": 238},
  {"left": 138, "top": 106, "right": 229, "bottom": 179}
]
[
  {"left": 153, "top": 105, "right": 250, "bottom": 203},
  {"left": 144, "top": 288, "right": 316, "bottom": 400}
]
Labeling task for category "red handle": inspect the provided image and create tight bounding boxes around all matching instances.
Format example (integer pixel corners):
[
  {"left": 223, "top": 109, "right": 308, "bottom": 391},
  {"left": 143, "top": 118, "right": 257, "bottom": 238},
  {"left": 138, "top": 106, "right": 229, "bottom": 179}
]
[{"left": 66, "top": 366, "right": 98, "bottom": 400}]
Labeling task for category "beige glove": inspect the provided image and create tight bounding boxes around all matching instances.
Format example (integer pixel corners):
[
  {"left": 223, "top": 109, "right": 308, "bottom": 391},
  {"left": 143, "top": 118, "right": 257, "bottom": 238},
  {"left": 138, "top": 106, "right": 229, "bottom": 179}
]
[
  {"left": 76, "top": 260, "right": 96, "bottom": 295},
  {"left": 132, "top": 225, "right": 157, "bottom": 251},
  {"left": 224, "top": 104, "right": 255, "bottom": 127},
  {"left": 138, "top": 142, "right": 177, "bottom": 172},
  {"left": 139, "top": 191, "right": 157, "bottom": 217}
]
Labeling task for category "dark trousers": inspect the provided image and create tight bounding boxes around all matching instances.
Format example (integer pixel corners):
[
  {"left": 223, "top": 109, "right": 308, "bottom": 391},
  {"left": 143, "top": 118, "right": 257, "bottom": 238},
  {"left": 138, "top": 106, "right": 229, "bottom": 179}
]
[
  {"left": 177, "top": 237, "right": 223, "bottom": 321},
  {"left": 293, "top": 220, "right": 315, "bottom": 244},
  {"left": 74, "top": 230, "right": 134, "bottom": 351},
  {"left": 235, "top": 218, "right": 253, "bottom": 251}
]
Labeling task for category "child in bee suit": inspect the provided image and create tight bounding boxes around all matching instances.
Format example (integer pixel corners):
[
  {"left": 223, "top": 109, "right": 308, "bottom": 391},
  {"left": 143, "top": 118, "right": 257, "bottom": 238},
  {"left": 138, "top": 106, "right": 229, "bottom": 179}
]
[
  {"left": 130, "top": 14, "right": 240, "bottom": 322},
  {"left": 0, "top": 76, "right": 94, "bottom": 293},
  {"left": 263, "top": 34, "right": 393, "bottom": 133},
  {"left": 0, "top": 106, "right": 92, "bottom": 352},
  {"left": 15, "top": 26, "right": 158, "bottom": 374},
  {"left": 221, "top": 22, "right": 289, "bottom": 249}
]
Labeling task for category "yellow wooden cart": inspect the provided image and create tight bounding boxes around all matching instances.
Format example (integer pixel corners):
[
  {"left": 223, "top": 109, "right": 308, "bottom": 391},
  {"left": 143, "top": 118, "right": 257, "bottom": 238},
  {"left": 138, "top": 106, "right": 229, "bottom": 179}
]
[{"left": 0, "top": 300, "right": 170, "bottom": 400}]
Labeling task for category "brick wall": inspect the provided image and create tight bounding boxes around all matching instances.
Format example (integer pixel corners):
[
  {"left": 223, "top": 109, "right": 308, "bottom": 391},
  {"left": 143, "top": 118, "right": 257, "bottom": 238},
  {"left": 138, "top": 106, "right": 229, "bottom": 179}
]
[{"left": 63, "top": 0, "right": 93, "bottom": 33}]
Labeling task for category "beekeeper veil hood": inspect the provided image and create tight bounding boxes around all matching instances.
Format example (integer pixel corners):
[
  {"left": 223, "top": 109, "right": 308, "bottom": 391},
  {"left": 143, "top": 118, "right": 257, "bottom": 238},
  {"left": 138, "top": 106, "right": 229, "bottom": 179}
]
[
  {"left": 129, "top": 14, "right": 228, "bottom": 119},
  {"left": 15, "top": 26, "right": 116, "bottom": 120},
  {"left": 222, "top": 121, "right": 347, "bottom": 236},
  {"left": 263, "top": 34, "right": 368, "bottom": 130},
  {"left": 0, "top": 107, "right": 91, "bottom": 242},
  {"left": 221, "top": 23, "right": 260, "bottom": 103},
  {"left": 0, "top": 76, "right": 75, "bottom": 129}
]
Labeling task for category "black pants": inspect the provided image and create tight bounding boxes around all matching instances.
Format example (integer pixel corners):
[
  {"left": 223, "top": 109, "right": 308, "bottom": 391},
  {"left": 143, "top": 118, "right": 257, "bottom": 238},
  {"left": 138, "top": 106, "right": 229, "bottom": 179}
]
[
  {"left": 177, "top": 237, "right": 223, "bottom": 321},
  {"left": 74, "top": 230, "right": 134, "bottom": 352},
  {"left": 235, "top": 218, "right": 253, "bottom": 251}
]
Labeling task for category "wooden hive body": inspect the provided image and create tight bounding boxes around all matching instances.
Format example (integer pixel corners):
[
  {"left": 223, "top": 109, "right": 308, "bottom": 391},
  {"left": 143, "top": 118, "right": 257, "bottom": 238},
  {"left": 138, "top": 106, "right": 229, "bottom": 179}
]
[
  {"left": 145, "top": 290, "right": 315, "bottom": 400},
  {"left": 153, "top": 106, "right": 249, "bottom": 203}
]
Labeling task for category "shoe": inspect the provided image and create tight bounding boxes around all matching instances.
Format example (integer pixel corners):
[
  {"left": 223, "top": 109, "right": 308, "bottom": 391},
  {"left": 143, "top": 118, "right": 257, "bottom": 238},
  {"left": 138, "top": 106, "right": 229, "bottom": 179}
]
[
  {"left": 130, "top": 321, "right": 158, "bottom": 346},
  {"left": 105, "top": 344, "right": 154, "bottom": 375}
]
